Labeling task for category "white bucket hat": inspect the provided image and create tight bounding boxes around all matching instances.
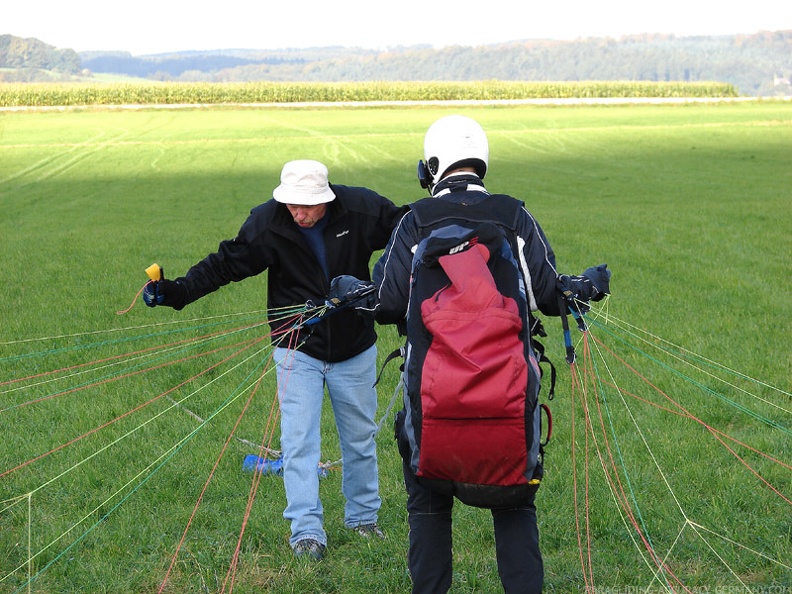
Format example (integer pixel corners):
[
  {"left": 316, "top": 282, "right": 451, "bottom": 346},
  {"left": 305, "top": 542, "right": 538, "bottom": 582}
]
[{"left": 272, "top": 159, "right": 336, "bottom": 205}]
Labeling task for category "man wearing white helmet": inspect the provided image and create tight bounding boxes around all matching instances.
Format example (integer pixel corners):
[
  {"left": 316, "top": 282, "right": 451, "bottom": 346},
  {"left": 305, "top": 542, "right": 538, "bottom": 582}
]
[
  {"left": 374, "top": 115, "right": 611, "bottom": 593},
  {"left": 143, "top": 159, "right": 407, "bottom": 560}
]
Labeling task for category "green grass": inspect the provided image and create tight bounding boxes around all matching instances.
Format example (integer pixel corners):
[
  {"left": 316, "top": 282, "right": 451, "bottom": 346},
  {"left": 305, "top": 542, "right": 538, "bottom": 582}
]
[{"left": 1, "top": 102, "right": 790, "bottom": 593}]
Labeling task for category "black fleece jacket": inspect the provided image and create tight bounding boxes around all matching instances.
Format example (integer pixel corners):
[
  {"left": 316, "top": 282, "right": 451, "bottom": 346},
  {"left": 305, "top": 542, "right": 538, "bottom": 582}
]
[{"left": 175, "top": 184, "right": 407, "bottom": 362}]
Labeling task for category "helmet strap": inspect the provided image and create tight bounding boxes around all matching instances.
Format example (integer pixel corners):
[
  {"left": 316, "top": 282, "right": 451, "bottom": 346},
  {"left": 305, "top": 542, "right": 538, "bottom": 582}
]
[{"left": 417, "top": 160, "right": 433, "bottom": 189}]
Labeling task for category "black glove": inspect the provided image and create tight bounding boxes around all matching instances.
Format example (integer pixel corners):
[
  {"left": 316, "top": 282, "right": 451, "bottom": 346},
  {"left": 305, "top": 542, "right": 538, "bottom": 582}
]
[
  {"left": 328, "top": 275, "right": 377, "bottom": 311},
  {"left": 142, "top": 279, "right": 188, "bottom": 310},
  {"left": 556, "top": 264, "right": 611, "bottom": 316},
  {"left": 582, "top": 263, "right": 611, "bottom": 301},
  {"left": 557, "top": 275, "right": 592, "bottom": 316}
]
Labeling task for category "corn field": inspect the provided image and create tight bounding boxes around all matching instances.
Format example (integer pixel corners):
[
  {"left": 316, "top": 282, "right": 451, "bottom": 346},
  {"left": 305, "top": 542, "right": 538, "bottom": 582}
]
[{"left": 0, "top": 80, "right": 738, "bottom": 107}]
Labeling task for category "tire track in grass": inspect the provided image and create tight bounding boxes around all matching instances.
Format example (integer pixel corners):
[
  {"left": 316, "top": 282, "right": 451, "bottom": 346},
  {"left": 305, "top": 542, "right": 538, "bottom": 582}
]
[
  {"left": 0, "top": 130, "right": 109, "bottom": 188},
  {"left": 0, "top": 115, "right": 174, "bottom": 189}
]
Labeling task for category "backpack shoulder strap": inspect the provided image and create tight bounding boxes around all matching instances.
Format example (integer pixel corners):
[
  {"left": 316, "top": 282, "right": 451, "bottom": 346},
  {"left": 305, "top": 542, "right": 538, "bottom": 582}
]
[{"left": 410, "top": 194, "right": 523, "bottom": 233}]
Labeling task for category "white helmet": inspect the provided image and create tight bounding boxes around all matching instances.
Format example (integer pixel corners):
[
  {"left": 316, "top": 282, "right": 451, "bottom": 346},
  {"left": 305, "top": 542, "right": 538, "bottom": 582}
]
[{"left": 421, "top": 115, "right": 489, "bottom": 189}]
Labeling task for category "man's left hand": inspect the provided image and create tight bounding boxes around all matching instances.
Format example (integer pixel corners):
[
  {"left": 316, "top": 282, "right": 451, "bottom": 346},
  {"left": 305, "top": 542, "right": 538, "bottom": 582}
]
[{"left": 328, "top": 275, "right": 377, "bottom": 311}]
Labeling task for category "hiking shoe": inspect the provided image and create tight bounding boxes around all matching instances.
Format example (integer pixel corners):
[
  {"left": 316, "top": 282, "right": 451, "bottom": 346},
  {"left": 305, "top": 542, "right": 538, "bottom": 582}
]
[
  {"left": 353, "top": 523, "right": 386, "bottom": 539},
  {"left": 292, "top": 538, "right": 326, "bottom": 560}
]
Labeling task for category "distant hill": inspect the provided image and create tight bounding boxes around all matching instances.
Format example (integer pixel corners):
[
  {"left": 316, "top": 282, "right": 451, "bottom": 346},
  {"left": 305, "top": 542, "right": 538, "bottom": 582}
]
[
  {"left": 2, "top": 32, "right": 791, "bottom": 96},
  {"left": 0, "top": 34, "right": 81, "bottom": 80}
]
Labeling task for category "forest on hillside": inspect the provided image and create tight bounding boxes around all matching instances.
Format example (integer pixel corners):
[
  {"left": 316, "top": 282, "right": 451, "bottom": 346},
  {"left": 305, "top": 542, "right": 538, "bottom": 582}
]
[
  {"left": 0, "top": 35, "right": 80, "bottom": 74},
  {"left": 2, "top": 31, "right": 791, "bottom": 96}
]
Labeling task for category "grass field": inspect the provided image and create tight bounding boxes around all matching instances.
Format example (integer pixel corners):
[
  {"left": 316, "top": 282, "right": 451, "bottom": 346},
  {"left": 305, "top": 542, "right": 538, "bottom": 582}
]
[{"left": 1, "top": 102, "right": 790, "bottom": 593}]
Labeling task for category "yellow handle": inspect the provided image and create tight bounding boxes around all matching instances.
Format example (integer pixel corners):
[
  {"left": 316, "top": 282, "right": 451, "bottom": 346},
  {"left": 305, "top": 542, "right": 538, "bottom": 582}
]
[{"left": 145, "top": 263, "right": 163, "bottom": 282}]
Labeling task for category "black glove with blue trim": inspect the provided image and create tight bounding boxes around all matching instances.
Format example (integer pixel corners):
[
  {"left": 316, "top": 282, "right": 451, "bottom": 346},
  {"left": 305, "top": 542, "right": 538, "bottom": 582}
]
[{"left": 143, "top": 279, "right": 188, "bottom": 310}]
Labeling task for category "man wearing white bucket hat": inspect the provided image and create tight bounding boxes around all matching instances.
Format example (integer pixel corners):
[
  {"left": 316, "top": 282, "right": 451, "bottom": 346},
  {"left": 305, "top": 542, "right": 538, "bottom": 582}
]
[{"left": 144, "top": 159, "right": 407, "bottom": 559}]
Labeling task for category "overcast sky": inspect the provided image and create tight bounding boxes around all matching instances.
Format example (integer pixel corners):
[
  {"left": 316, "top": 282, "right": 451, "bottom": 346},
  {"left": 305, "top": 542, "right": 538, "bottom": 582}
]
[{"left": 6, "top": 0, "right": 790, "bottom": 55}]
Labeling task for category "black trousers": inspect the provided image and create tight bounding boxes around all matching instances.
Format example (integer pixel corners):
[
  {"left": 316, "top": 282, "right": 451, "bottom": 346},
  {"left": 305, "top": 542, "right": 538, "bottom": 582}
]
[{"left": 403, "top": 459, "right": 544, "bottom": 594}]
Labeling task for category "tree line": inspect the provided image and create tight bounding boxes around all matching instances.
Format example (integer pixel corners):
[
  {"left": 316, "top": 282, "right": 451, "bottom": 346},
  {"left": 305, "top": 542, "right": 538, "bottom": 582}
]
[
  {"left": 0, "top": 35, "right": 81, "bottom": 78},
  {"left": 1, "top": 31, "right": 790, "bottom": 96}
]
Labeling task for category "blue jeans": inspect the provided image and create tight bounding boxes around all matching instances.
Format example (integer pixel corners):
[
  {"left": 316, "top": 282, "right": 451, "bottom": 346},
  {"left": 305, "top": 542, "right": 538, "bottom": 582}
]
[{"left": 274, "top": 345, "right": 381, "bottom": 548}]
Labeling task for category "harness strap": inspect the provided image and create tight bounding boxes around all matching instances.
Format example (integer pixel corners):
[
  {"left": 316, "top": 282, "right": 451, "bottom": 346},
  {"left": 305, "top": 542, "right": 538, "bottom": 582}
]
[
  {"left": 373, "top": 345, "right": 405, "bottom": 387},
  {"left": 532, "top": 338, "right": 557, "bottom": 401},
  {"left": 540, "top": 403, "right": 553, "bottom": 446},
  {"left": 557, "top": 292, "right": 577, "bottom": 364}
]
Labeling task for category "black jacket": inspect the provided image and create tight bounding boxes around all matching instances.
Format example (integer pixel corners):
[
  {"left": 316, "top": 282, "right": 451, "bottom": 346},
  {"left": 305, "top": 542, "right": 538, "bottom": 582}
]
[
  {"left": 176, "top": 184, "right": 407, "bottom": 362},
  {"left": 374, "top": 174, "right": 562, "bottom": 329}
]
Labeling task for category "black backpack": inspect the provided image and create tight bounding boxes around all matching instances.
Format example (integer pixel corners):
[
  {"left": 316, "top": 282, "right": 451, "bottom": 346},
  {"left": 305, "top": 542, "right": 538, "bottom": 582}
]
[{"left": 395, "top": 196, "right": 553, "bottom": 509}]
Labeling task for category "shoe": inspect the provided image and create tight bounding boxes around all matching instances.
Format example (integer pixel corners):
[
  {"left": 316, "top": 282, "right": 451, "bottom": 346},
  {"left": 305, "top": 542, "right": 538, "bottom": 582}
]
[
  {"left": 353, "top": 523, "right": 385, "bottom": 539},
  {"left": 293, "top": 538, "right": 326, "bottom": 560}
]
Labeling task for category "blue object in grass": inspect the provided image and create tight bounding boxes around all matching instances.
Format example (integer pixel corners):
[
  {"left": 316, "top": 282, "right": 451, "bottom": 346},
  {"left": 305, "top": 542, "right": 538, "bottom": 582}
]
[{"left": 242, "top": 455, "right": 328, "bottom": 478}]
